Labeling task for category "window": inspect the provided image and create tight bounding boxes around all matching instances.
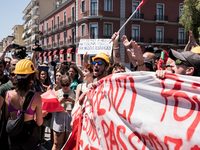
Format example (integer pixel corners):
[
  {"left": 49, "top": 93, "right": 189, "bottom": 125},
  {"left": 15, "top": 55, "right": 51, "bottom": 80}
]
[
  {"left": 90, "top": 23, "right": 98, "bottom": 38},
  {"left": 57, "top": 33, "right": 60, "bottom": 46},
  {"left": 104, "top": 0, "right": 112, "bottom": 11},
  {"left": 156, "top": 27, "right": 164, "bottom": 43},
  {"left": 51, "top": 19, "right": 54, "bottom": 30},
  {"left": 81, "top": 54, "right": 83, "bottom": 60},
  {"left": 132, "top": 25, "right": 140, "bottom": 42},
  {"left": 157, "top": 4, "right": 164, "bottom": 20},
  {"left": 132, "top": 1, "right": 140, "bottom": 18},
  {"left": 178, "top": 28, "right": 185, "bottom": 44},
  {"left": 91, "top": 0, "right": 97, "bottom": 15},
  {"left": 64, "top": 31, "right": 67, "bottom": 45},
  {"left": 46, "top": 37, "right": 49, "bottom": 45},
  {"left": 72, "top": 53, "right": 75, "bottom": 61},
  {"left": 57, "top": 16, "right": 59, "bottom": 28},
  {"left": 81, "top": 24, "right": 85, "bottom": 37},
  {"left": 179, "top": 6, "right": 183, "bottom": 19},
  {"left": 81, "top": 1, "right": 85, "bottom": 13},
  {"left": 51, "top": 36, "right": 54, "bottom": 47},
  {"left": 104, "top": 23, "right": 112, "bottom": 36},
  {"left": 71, "top": 28, "right": 75, "bottom": 43},
  {"left": 64, "top": 54, "right": 67, "bottom": 60},
  {"left": 41, "top": 25, "right": 43, "bottom": 32},
  {"left": 72, "top": 7, "right": 75, "bottom": 22},
  {"left": 46, "top": 23, "right": 48, "bottom": 32},
  {"left": 64, "top": 12, "right": 66, "bottom": 25}
]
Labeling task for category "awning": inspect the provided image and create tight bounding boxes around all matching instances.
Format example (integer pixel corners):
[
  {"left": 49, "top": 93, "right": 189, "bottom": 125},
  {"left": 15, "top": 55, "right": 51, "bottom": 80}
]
[
  {"left": 67, "top": 48, "right": 75, "bottom": 54},
  {"left": 31, "top": 34, "right": 36, "bottom": 41},
  {"left": 28, "top": 28, "right": 32, "bottom": 34},
  {"left": 22, "top": 33, "right": 26, "bottom": 38},
  {"left": 59, "top": 49, "right": 67, "bottom": 54},
  {"left": 43, "top": 52, "right": 48, "bottom": 57},
  {"left": 38, "top": 52, "right": 43, "bottom": 57},
  {"left": 53, "top": 50, "right": 59, "bottom": 55},
  {"left": 47, "top": 51, "right": 53, "bottom": 56}
]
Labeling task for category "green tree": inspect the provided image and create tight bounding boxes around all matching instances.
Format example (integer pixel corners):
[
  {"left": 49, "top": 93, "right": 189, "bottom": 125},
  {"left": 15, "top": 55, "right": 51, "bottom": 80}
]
[{"left": 180, "top": 0, "right": 200, "bottom": 40}]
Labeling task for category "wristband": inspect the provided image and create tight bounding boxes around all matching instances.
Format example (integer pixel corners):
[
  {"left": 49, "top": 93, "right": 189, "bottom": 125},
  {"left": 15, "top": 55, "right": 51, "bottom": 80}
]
[
  {"left": 113, "top": 47, "right": 119, "bottom": 50},
  {"left": 138, "top": 63, "right": 144, "bottom": 66}
]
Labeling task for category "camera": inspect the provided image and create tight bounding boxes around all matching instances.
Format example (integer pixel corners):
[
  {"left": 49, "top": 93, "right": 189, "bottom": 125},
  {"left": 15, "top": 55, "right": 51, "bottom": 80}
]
[
  {"left": 38, "top": 66, "right": 49, "bottom": 72},
  {"left": 63, "top": 62, "right": 71, "bottom": 66},
  {"left": 10, "top": 43, "right": 20, "bottom": 49},
  {"left": 32, "top": 41, "right": 42, "bottom": 51},
  {"left": 63, "top": 93, "right": 69, "bottom": 99},
  {"left": 13, "top": 45, "right": 27, "bottom": 59}
]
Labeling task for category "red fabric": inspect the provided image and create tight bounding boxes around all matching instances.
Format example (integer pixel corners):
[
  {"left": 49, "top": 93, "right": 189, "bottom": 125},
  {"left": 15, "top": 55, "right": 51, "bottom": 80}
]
[
  {"left": 157, "top": 50, "right": 169, "bottom": 70},
  {"left": 38, "top": 52, "right": 43, "bottom": 57},
  {"left": 53, "top": 50, "right": 59, "bottom": 55},
  {"left": 59, "top": 49, "right": 66, "bottom": 54},
  {"left": 136, "top": 0, "right": 147, "bottom": 10},
  {"left": 67, "top": 48, "right": 75, "bottom": 54},
  {"left": 41, "top": 90, "right": 65, "bottom": 113},
  {"left": 43, "top": 52, "right": 47, "bottom": 57},
  {"left": 62, "top": 115, "right": 82, "bottom": 150},
  {"left": 47, "top": 51, "right": 53, "bottom": 56}
]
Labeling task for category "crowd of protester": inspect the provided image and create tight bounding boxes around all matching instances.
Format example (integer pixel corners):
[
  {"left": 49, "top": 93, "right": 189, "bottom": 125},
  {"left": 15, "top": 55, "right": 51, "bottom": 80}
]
[{"left": 0, "top": 30, "right": 200, "bottom": 150}]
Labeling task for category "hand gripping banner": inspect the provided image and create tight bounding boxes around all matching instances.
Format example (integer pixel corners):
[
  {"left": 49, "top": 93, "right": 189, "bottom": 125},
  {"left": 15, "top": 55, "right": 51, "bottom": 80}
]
[{"left": 65, "top": 71, "right": 200, "bottom": 150}]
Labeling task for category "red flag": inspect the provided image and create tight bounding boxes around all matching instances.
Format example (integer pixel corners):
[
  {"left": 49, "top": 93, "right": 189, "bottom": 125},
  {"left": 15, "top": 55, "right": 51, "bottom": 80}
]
[
  {"left": 136, "top": 0, "right": 147, "bottom": 10},
  {"left": 41, "top": 90, "right": 65, "bottom": 113}
]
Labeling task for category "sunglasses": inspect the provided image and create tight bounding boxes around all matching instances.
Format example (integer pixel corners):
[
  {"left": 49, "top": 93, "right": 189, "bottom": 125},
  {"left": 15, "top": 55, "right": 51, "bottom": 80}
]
[
  {"left": 145, "top": 63, "right": 152, "bottom": 68},
  {"left": 61, "top": 83, "right": 70, "bottom": 87},
  {"left": 175, "top": 59, "right": 190, "bottom": 66},
  {"left": 5, "top": 61, "right": 10, "bottom": 64},
  {"left": 10, "top": 73, "right": 15, "bottom": 76},
  {"left": 92, "top": 61, "right": 106, "bottom": 66}
]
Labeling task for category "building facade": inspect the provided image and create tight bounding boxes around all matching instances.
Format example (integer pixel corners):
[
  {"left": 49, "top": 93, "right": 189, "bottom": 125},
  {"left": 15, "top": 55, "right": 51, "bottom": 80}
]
[
  {"left": 38, "top": 0, "right": 187, "bottom": 69},
  {"left": 12, "top": 25, "right": 25, "bottom": 46}
]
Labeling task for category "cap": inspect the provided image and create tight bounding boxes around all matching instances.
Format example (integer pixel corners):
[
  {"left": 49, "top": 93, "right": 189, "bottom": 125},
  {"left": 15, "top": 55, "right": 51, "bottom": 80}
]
[
  {"left": 169, "top": 49, "right": 200, "bottom": 75},
  {"left": 92, "top": 52, "right": 110, "bottom": 66},
  {"left": 191, "top": 46, "right": 200, "bottom": 55}
]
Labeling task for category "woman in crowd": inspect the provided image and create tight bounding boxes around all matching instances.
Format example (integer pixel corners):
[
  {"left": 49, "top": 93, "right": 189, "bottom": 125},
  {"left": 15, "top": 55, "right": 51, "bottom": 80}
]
[
  {"left": 38, "top": 69, "right": 52, "bottom": 91},
  {"left": 52, "top": 75, "right": 75, "bottom": 150},
  {"left": 74, "top": 63, "right": 94, "bottom": 104},
  {"left": 68, "top": 62, "right": 84, "bottom": 90},
  {"left": 5, "top": 59, "right": 46, "bottom": 150}
]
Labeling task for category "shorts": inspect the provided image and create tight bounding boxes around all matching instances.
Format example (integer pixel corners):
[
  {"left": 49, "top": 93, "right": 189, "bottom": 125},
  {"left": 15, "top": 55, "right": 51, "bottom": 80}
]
[{"left": 52, "top": 112, "right": 72, "bottom": 133}]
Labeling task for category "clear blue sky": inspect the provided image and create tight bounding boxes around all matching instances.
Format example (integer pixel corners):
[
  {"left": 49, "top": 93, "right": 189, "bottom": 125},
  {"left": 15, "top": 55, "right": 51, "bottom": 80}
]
[{"left": 0, "top": 0, "right": 29, "bottom": 41}]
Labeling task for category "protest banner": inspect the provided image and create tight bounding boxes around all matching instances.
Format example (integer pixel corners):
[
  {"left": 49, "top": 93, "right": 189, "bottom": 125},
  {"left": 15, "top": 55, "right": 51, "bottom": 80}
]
[
  {"left": 63, "top": 71, "right": 200, "bottom": 150},
  {"left": 77, "top": 39, "right": 113, "bottom": 55}
]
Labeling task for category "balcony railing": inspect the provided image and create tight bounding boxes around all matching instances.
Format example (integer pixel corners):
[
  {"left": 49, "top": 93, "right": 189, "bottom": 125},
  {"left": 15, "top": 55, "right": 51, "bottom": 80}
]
[
  {"left": 130, "top": 37, "right": 144, "bottom": 42},
  {"left": 32, "top": 12, "right": 39, "bottom": 18},
  {"left": 83, "top": 9, "right": 103, "bottom": 17},
  {"left": 22, "top": 9, "right": 31, "bottom": 20},
  {"left": 68, "top": 17, "right": 75, "bottom": 23},
  {"left": 131, "top": 13, "right": 144, "bottom": 19},
  {"left": 32, "top": 22, "right": 39, "bottom": 27},
  {"left": 150, "top": 38, "right": 173, "bottom": 43},
  {"left": 23, "top": 34, "right": 32, "bottom": 40},
  {"left": 155, "top": 15, "right": 168, "bottom": 21},
  {"left": 60, "top": 21, "right": 67, "bottom": 27},
  {"left": 23, "top": 17, "right": 31, "bottom": 26},
  {"left": 177, "top": 39, "right": 188, "bottom": 44}
]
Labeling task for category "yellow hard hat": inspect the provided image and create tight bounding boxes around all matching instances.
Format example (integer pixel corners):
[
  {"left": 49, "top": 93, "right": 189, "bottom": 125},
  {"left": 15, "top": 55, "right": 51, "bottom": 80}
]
[
  {"left": 92, "top": 52, "right": 110, "bottom": 66},
  {"left": 191, "top": 46, "right": 200, "bottom": 55},
  {"left": 14, "top": 59, "right": 36, "bottom": 74}
]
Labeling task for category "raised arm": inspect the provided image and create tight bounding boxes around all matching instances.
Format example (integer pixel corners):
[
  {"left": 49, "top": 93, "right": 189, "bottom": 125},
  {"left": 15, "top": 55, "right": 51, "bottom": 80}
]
[
  {"left": 111, "top": 32, "right": 121, "bottom": 63},
  {"left": 0, "top": 44, "right": 11, "bottom": 58}
]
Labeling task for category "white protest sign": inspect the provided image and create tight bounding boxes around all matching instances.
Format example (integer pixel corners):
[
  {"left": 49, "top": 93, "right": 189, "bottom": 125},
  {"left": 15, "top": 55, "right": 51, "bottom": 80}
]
[{"left": 78, "top": 39, "right": 113, "bottom": 55}]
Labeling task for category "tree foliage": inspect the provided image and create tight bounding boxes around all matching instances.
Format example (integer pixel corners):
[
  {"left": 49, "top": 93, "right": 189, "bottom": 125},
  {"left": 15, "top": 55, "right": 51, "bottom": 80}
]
[{"left": 180, "top": 0, "right": 200, "bottom": 40}]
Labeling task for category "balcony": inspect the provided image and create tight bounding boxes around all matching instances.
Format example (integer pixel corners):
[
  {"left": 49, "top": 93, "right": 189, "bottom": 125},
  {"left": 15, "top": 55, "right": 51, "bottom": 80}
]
[
  {"left": 68, "top": 17, "right": 75, "bottom": 25},
  {"left": 131, "top": 13, "right": 144, "bottom": 21},
  {"left": 54, "top": 42, "right": 60, "bottom": 48},
  {"left": 54, "top": 24, "right": 60, "bottom": 32},
  {"left": 177, "top": 39, "right": 188, "bottom": 45},
  {"left": 60, "top": 21, "right": 67, "bottom": 29},
  {"left": 150, "top": 38, "right": 173, "bottom": 44},
  {"left": 32, "top": 12, "right": 39, "bottom": 19},
  {"left": 23, "top": 17, "right": 31, "bottom": 26},
  {"left": 83, "top": 10, "right": 103, "bottom": 19},
  {"left": 22, "top": 9, "right": 31, "bottom": 20},
  {"left": 155, "top": 15, "right": 168, "bottom": 23},
  {"left": 32, "top": 2, "right": 39, "bottom": 10},
  {"left": 23, "top": 34, "right": 32, "bottom": 41},
  {"left": 130, "top": 36, "right": 144, "bottom": 43},
  {"left": 47, "top": 44, "right": 52, "bottom": 49},
  {"left": 32, "top": 22, "right": 39, "bottom": 28},
  {"left": 23, "top": 28, "right": 29, "bottom": 33}
]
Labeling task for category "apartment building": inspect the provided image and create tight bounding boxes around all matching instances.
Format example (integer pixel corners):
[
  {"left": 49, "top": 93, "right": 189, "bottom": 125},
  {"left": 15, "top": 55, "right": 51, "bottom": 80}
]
[
  {"left": 22, "top": 0, "right": 62, "bottom": 51},
  {"left": 2, "top": 36, "right": 14, "bottom": 51},
  {"left": 38, "top": 0, "right": 187, "bottom": 69},
  {"left": 12, "top": 25, "right": 25, "bottom": 46},
  {"left": 0, "top": 42, "right": 3, "bottom": 52}
]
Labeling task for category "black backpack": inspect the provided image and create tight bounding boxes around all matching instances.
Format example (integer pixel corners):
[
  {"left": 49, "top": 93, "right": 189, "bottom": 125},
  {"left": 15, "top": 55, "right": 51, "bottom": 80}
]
[{"left": 6, "top": 91, "right": 35, "bottom": 136}]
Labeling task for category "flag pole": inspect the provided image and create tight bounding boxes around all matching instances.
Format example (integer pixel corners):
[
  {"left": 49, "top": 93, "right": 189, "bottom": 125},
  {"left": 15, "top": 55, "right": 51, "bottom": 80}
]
[{"left": 109, "top": 0, "right": 147, "bottom": 43}]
